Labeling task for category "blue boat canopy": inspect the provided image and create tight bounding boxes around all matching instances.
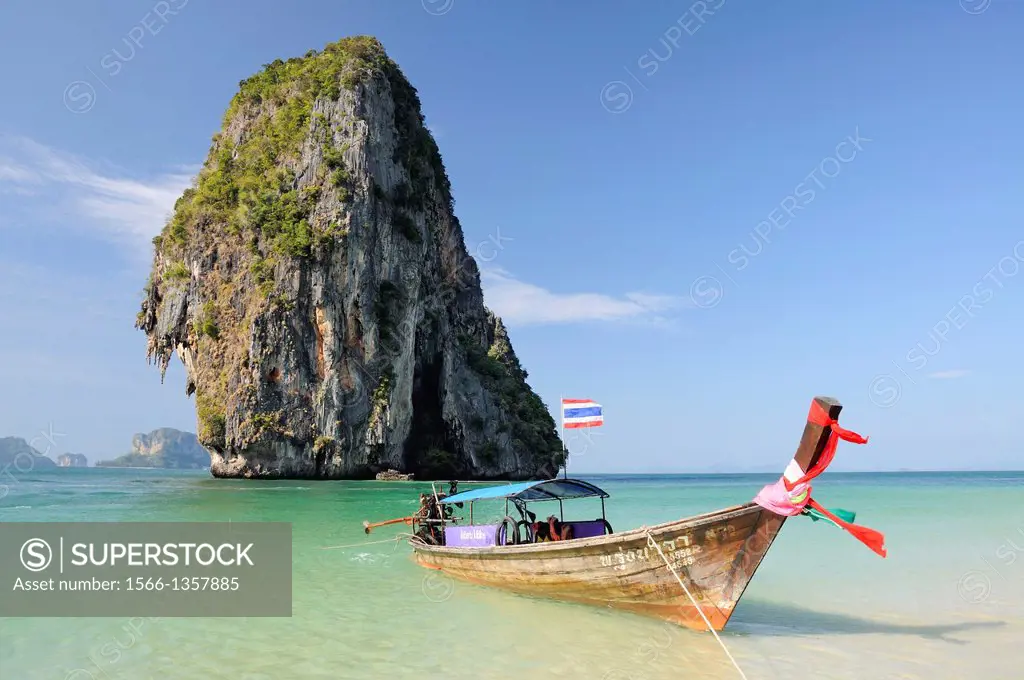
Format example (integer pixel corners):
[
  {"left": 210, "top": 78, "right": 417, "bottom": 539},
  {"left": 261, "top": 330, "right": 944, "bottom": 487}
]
[{"left": 439, "top": 478, "right": 609, "bottom": 505}]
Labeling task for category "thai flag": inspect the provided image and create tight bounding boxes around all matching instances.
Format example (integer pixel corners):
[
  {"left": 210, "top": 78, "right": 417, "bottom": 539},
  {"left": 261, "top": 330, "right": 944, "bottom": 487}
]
[{"left": 562, "top": 399, "right": 604, "bottom": 429}]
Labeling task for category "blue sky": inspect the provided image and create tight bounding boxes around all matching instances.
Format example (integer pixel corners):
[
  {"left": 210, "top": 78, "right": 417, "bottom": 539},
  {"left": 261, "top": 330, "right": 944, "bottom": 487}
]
[{"left": 1, "top": 0, "right": 1022, "bottom": 471}]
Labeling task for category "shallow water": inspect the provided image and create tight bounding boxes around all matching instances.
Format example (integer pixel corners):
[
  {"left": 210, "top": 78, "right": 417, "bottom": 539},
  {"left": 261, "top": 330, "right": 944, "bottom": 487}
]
[{"left": 0, "top": 469, "right": 1021, "bottom": 679}]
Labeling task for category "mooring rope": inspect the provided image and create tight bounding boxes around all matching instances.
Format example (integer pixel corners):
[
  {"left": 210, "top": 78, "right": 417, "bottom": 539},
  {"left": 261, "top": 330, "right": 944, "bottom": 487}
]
[
  {"left": 643, "top": 529, "right": 749, "bottom": 680},
  {"left": 318, "top": 536, "right": 403, "bottom": 551}
]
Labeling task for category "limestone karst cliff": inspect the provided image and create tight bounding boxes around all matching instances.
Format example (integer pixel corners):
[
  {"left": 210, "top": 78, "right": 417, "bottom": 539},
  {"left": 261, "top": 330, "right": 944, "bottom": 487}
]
[
  {"left": 137, "top": 36, "right": 564, "bottom": 479},
  {"left": 97, "top": 428, "right": 209, "bottom": 469},
  {"left": 57, "top": 453, "right": 88, "bottom": 467}
]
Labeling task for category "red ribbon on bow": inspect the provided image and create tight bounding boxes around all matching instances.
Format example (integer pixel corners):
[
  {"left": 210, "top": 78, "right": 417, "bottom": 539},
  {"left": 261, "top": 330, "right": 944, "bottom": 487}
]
[{"left": 787, "top": 401, "right": 887, "bottom": 558}]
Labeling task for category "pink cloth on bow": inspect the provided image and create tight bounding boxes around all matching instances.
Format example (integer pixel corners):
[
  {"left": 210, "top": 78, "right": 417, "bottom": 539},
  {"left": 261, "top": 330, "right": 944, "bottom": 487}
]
[
  {"left": 751, "top": 400, "right": 887, "bottom": 557},
  {"left": 753, "top": 477, "right": 811, "bottom": 516}
]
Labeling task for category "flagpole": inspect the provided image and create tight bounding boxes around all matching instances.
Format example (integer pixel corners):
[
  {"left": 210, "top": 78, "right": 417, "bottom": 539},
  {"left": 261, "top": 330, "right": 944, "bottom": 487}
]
[{"left": 560, "top": 393, "right": 567, "bottom": 479}]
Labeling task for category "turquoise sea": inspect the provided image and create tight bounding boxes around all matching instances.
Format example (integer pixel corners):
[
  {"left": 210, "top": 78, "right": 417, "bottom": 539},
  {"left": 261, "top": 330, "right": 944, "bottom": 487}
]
[{"left": 0, "top": 469, "right": 1021, "bottom": 679}]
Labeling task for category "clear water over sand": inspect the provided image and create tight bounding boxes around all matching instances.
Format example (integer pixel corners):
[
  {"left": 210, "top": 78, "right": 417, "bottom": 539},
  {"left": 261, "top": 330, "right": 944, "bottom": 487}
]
[{"left": 1, "top": 469, "right": 1021, "bottom": 679}]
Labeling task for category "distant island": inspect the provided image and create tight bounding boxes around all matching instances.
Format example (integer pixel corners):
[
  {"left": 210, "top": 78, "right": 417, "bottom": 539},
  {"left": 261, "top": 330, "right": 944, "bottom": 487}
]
[
  {"left": 0, "top": 437, "right": 57, "bottom": 470},
  {"left": 96, "top": 428, "right": 210, "bottom": 469},
  {"left": 57, "top": 453, "right": 88, "bottom": 467}
]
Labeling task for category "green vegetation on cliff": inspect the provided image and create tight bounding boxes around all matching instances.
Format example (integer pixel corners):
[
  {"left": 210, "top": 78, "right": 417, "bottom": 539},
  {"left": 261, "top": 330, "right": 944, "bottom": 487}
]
[{"left": 153, "top": 36, "right": 449, "bottom": 265}]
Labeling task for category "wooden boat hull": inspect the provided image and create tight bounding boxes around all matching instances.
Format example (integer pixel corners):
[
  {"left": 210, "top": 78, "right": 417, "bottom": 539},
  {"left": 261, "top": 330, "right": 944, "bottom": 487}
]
[{"left": 412, "top": 501, "right": 785, "bottom": 631}]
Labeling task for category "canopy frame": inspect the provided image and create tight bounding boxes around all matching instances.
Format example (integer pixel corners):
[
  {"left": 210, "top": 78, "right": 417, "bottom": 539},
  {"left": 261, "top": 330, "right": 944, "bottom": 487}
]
[{"left": 438, "top": 478, "right": 609, "bottom": 505}]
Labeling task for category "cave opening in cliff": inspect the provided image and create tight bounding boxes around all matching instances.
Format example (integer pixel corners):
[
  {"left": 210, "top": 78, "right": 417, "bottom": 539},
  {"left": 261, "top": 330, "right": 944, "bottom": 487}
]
[{"left": 404, "top": 356, "right": 464, "bottom": 480}]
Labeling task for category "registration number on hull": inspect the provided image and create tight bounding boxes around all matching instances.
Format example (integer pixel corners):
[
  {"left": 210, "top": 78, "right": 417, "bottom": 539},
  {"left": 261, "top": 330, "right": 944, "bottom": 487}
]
[{"left": 598, "top": 530, "right": 719, "bottom": 572}]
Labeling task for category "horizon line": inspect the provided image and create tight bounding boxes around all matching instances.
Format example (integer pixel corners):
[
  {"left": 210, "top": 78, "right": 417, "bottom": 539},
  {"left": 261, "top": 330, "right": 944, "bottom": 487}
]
[{"left": 51, "top": 467, "right": 1024, "bottom": 475}]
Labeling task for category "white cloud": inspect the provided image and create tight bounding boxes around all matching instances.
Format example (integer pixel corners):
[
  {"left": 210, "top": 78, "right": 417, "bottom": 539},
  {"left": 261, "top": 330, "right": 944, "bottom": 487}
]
[
  {"left": 481, "top": 268, "right": 684, "bottom": 325},
  {"left": 927, "top": 369, "right": 971, "bottom": 379},
  {"left": 0, "top": 136, "right": 193, "bottom": 256},
  {"left": 0, "top": 159, "right": 41, "bottom": 183}
]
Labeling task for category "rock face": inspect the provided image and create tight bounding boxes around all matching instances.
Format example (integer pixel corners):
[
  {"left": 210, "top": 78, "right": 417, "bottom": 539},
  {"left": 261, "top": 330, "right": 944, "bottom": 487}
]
[
  {"left": 57, "top": 453, "right": 88, "bottom": 467},
  {"left": 0, "top": 437, "right": 57, "bottom": 470},
  {"left": 137, "top": 37, "right": 564, "bottom": 480},
  {"left": 97, "top": 428, "right": 209, "bottom": 469}
]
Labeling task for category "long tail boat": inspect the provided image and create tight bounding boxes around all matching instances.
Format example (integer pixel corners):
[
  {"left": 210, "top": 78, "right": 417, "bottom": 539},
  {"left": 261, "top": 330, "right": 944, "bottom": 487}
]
[{"left": 385, "top": 397, "right": 886, "bottom": 632}]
